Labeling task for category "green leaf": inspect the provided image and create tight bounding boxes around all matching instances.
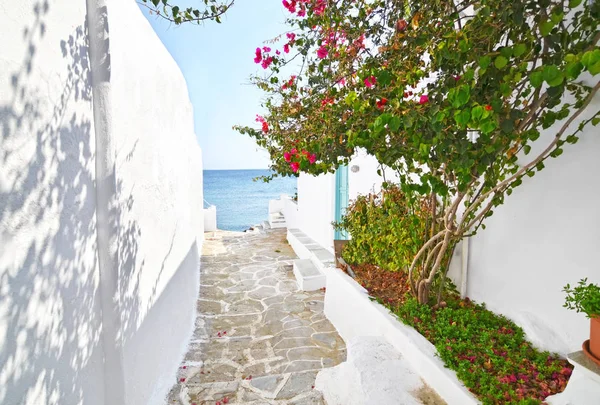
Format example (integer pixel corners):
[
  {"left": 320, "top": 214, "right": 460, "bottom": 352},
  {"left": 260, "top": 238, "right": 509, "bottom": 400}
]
[
  {"left": 581, "top": 50, "right": 600, "bottom": 68},
  {"left": 494, "top": 56, "right": 508, "bottom": 69},
  {"left": 480, "top": 120, "right": 497, "bottom": 134},
  {"left": 589, "top": 62, "right": 600, "bottom": 76},
  {"left": 550, "top": 148, "right": 564, "bottom": 158},
  {"left": 540, "top": 20, "right": 555, "bottom": 36},
  {"left": 542, "top": 65, "right": 564, "bottom": 87},
  {"left": 452, "top": 86, "right": 471, "bottom": 108},
  {"left": 513, "top": 44, "right": 527, "bottom": 57},
  {"left": 523, "top": 144, "right": 531, "bottom": 154},
  {"left": 569, "top": 0, "right": 583, "bottom": 7},
  {"left": 471, "top": 105, "right": 484, "bottom": 121},
  {"left": 565, "top": 61, "right": 583, "bottom": 79},
  {"left": 454, "top": 109, "right": 471, "bottom": 126},
  {"left": 592, "top": 117, "right": 600, "bottom": 126},
  {"left": 389, "top": 116, "right": 401, "bottom": 132},
  {"left": 479, "top": 56, "right": 491, "bottom": 70}
]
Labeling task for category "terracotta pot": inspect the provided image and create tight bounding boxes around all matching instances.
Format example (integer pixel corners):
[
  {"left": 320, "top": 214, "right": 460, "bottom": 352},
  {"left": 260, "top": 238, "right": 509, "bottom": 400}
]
[{"left": 590, "top": 316, "right": 600, "bottom": 359}]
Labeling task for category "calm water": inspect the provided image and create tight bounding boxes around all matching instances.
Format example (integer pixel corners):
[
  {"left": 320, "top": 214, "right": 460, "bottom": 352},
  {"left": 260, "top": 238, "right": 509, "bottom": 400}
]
[{"left": 203, "top": 169, "right": 297, "bottom": 231}]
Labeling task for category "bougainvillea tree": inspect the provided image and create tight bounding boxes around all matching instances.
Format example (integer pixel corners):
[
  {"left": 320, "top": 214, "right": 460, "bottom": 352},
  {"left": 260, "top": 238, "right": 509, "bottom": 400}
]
[
  {"left": 235, "top": 0, "right": 600, "bottom": 304},
  {"left": 139, "top": 0, "right": 234, "bottom": 24}
]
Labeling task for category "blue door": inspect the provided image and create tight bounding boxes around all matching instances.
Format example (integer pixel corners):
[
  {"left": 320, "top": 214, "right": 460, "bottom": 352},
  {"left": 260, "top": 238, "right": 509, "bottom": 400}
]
[{"left": 334, "top": 165, "right": 349, "bottom": 239}]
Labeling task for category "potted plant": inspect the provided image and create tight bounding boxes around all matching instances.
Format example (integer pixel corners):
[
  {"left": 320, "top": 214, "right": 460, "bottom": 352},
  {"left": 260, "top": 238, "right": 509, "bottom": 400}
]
[{"left": 564, "top": 279, "right": 600, "bottom": 364}]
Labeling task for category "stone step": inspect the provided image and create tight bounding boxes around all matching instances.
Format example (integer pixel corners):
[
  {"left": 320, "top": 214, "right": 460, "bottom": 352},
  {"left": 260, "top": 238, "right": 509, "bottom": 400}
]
[{"left": 293, "top": 259, "right": 326, "bottom": 291}]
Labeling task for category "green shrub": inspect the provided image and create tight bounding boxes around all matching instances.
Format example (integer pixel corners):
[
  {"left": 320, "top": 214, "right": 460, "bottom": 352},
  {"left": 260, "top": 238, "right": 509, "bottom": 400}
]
[{"left": 336, "top": 185, "right": 431, "bottom": 272}]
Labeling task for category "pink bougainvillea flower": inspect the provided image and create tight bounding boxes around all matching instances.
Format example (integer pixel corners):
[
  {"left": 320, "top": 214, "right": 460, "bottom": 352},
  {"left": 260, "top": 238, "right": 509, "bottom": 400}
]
[
  {"left": 297, "top": 7, "right": 306, "bottom": 17},
  {"left": 419, "top": 94, "right": 429, "bottom": 104},
  {"left": 290, "top": 148, "right": 297, "bottom": 154},
  {"left": 254, "top": 48, "right": 262, "bottom": 64},
  {"left": 262, "top": 46, "right": 271, "bottom": 53},
  {"left": 282, "top": 0, "right": 297, "bottom": 13},
  {"left": 286, "top": 32, "right": 296, "bottom": 43},
  {"left": 284, "top": 152, "right": 292, "bottom": 162},
  {"left": 261, "top": 56, "right": 273, "bottom": 69},
  {"left": 283, "top": 43, "right": 290, "bottom": 53},
  {"left": 276, "top": 49, "right": 281, "bottom": 55},
  {"left": 222, "top": 398, "right": 229, "bottom": 404},
  {"left": 337, "top": 77, "right": 346, "bottom": 86},
  {"left": 255, "top": 115, "right": 265, "bottom": 123},
  {"left": 308, "top": 153, "right": 316, "bottom": 164},
  {"left": 180, "top": 378, "right": 186, "bottom": 382},
  {"left": 485, "top": 104, "right": 493, "bottom": 111},
  {"left": 262, "top": 121, "right": 269, "bottom": 133},
  {"left": 454, "top": 75, "right": 462, "bottom": 81},
  {"left": 290, "top": 162, "right": 300, "bottom": 172},
  {"left": 301, "top": 149, "right": 309, "bottom": 156},
  {"left": 317, "top": 46, "right": 328, "bottom": 59},
  {"left": 376, "top": 98, "right": 388, "bottom": 110},
  {"left": 364, "top": 75, "right": 376, "bottom": 88}
]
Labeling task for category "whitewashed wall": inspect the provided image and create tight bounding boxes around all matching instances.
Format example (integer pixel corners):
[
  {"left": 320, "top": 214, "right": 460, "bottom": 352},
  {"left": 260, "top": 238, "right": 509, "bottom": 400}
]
[
  {"left": 297, "top": 172, "right": 335, "bottom": 251},
  {"left": 297, "top": 151, "right": 389, "bottom": 252},
  {"left": 0, "top": 1, "right": 203, "bottom": 404},
  {"left": 0, "top": 1, "right": 104, "bottom": 404},
  {"left": 464, "top": 90, "right": 600, "bottom": 356},
  {"left": 108, "top": 1, "right": 204, "bottom": 404}
]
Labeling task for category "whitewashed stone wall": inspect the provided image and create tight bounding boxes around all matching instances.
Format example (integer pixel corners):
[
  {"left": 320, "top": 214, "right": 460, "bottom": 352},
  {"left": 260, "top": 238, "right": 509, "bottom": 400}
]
[{"left": 0, "top": 1, "right": 203, "bottom": 404}]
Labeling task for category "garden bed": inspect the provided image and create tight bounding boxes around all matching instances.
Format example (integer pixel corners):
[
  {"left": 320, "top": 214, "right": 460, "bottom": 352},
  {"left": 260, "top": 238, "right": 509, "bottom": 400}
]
[{"left": 345, "top": 262, "right": 573, "bottom": 405}]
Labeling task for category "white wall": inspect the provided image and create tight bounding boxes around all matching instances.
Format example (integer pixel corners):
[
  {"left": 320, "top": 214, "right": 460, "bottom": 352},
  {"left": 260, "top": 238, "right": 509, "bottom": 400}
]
[
  {"left": 0, "top": 1, "right": 204, "bottom": 404},
  {"left": 0, "top": 1, "right": 104, "bottom": 404},
  {"left": 108, "top": 1, "right": 203, "bottom": 403},
  {"left": 297, "top": 172, "right": 335, "bottom": 251},
  {"left": 297, "top": 151, "right": 388, "bottom": 251},
  {"left": 465, "top": 90, "right": 600, "bottom": 355}
]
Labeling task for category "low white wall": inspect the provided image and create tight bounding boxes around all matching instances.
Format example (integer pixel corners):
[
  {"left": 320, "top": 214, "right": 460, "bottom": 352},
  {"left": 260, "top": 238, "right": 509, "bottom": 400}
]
[
  {"left": 204, "top": 206, "right": 217, "bottom": 232},
  {"left": 297, "top": 172, "right": 335, "bottom": 251},
  {"left": 0, "top": 1, "right": 203, "bottom": 404},
  {"left": 283, "top": 197, "right": 299, "bottom": 230},
  {"left": 465, "top": 91, "right": 600, "bottom": 355}
]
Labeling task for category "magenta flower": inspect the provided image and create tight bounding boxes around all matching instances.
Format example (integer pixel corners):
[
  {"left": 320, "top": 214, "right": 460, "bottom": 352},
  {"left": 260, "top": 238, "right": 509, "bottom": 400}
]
[
  {"left": 261, "top": 56, "right": 273, "bottom": 69},
  {"left": 262, "top": 46, "right": 271, "bottom": 53},
  {"left": 284, "top": 152, "right": 292, "bottom": 162},
  {"left": 364, "top": 75, "right": 376, "bottom": 88},
  {"left": 419, "top": 94, "right": 429, "bottom": 104},
  {"left": 290, "top": 148, "right": 297, "bottom": 154},
  {"left": 290, "top": 162, "right": 300, "bottom": 172},
  {"left": 317, "top": 46, "right": 328, "bottom": 59},
  {"left": 308, "top": 153, "right": 316, "bottom": 164},
  {"left": 254, "top": 48, "right": 262, "bottom": 64}
]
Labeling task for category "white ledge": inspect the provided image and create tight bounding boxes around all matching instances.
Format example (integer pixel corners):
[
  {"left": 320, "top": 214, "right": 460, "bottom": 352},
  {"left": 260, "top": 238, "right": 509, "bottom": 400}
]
[{"left": 322, "top": 266, "right": 480, "bottom": 405}]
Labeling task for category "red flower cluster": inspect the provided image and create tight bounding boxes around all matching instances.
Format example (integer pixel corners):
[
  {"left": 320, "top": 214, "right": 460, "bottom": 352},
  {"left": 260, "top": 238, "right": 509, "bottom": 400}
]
[
  {"left": 284, "top": 148, "right": 317, "bottom": 172},
  {"left": 282, "top": 75, "right": 297, "bottom": 90},
  {"left": 282, "top": 0, "right": 308, "bottom": 17},
  {"left": 254, "top": 47, "right": 274, "bottom": 69},
  {"left": 255, "top": 115, "right": 269, "bottom": 133},
  {"left": 376, "top": 98, "right": 387, "bottom": 110},
  {"left": 364, "top": 75, "right": 376, "bottom": 88}
]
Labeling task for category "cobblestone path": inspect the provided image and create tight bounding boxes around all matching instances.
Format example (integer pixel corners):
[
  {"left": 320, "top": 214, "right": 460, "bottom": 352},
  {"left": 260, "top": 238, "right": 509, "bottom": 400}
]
[{"left": 167, "top": 229, "right": 346, "bottom": 405}]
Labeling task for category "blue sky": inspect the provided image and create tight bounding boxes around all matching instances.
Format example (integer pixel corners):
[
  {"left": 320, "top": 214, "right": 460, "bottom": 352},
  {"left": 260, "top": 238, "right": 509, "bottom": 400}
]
[{"left": 139, "top": 1, "right": 290, "bottom": 170}]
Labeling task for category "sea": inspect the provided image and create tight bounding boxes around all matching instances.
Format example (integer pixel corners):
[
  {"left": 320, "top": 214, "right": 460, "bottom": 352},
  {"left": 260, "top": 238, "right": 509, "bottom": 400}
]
[{"left": 203, "top": 169, "right": 298, "bottom": 232}]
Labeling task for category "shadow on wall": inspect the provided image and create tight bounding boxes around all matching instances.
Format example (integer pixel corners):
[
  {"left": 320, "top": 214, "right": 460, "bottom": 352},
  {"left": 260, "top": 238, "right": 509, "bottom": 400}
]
[{"left": 0, "top": 2, "right": 140, "bottom": 403}]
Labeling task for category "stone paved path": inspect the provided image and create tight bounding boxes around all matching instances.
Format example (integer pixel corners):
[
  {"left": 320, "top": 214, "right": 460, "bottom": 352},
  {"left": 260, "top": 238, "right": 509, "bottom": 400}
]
[{"left": 167, "top": 228, "right": 346, "bottom": 405}]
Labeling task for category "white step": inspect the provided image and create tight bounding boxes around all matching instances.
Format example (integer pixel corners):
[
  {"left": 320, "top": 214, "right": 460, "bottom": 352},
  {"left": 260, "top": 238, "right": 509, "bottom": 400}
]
[
  {"left": 268, "top": 211, "right": 287, "bottom": 229},
  {"left": 293, "top": 259, "right": 326, "bottom": 291}
]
